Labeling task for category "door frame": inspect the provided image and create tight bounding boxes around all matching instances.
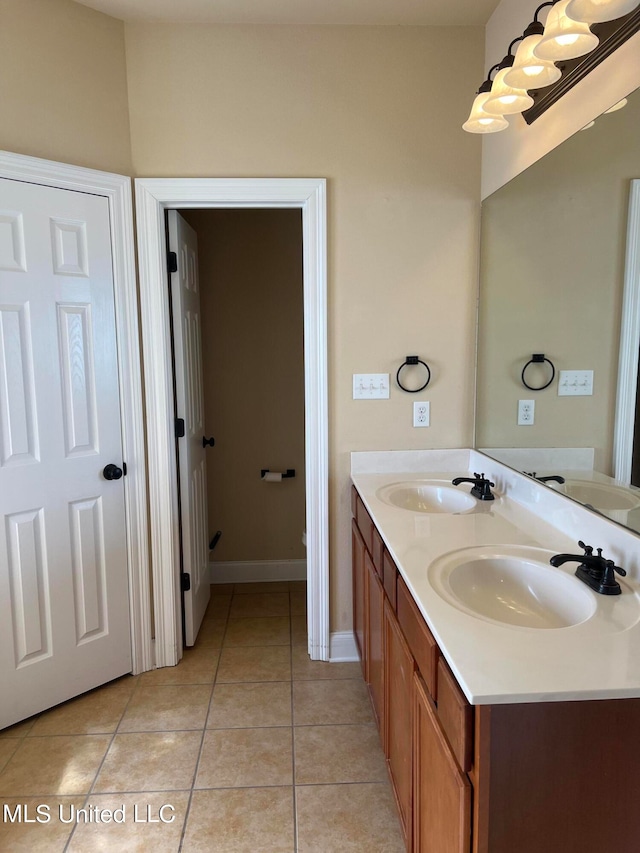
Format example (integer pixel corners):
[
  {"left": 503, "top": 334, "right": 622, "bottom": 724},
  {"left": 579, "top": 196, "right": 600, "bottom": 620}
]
[
  {"left": 135, "top": 177, "right": 329, "bottom": 665},
  {"left": 0, "top": 150, "right": 152, "bottom": 674},
  {"left": 614, "top": 179, "right": 640, "bottom": 482}
]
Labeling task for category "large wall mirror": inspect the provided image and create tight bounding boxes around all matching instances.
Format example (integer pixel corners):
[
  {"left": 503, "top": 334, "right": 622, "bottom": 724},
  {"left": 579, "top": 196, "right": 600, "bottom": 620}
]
[{"left": 476, "top": 85, "right": 640, "bottom": 533}]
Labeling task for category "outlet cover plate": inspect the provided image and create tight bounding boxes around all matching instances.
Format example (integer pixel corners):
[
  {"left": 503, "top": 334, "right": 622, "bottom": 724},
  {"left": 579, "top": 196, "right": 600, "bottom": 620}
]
[{"left": 413, "top": 401, "right": 430, "bottom": 427}]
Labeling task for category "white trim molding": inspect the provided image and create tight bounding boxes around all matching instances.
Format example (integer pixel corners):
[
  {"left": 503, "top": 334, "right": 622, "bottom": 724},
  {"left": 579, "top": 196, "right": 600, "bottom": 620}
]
[
  {"left": 0, "top": 150, "right": 152, "bottom": 674},
  {"left": 134, "top": 178, "right": 329, "bottom": 664},
  {"left": 329, "top": 631, "right": 359, "bottom": 663},
  {"left": 210, "top": 560, "right": 307, "bottom": 585},
  {"left": 614, "top": 180, "right": 640, "bottom": 484}
]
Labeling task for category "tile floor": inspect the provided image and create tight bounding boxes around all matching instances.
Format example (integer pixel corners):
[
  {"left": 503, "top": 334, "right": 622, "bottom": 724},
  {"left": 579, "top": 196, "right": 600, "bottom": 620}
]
[{"left": 0, "top": 581, "right": 404, "bottom": 852}]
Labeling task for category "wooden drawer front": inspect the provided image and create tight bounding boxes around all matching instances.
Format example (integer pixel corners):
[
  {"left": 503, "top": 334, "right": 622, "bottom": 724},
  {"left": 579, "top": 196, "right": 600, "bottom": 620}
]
[
  {"left": 355, "top": 495, "right": 373, "bottom": 554},
  {"left": 397, "top": 576, "right": 438, "bottom": 700},
  {"left": 383, "top": 550, "right": 397, "bottom": 610},
  {"left": 437, "top": 658, "right": 473, "bottom": 773},
  {"left": 372, "top": 527, "right": 384, "bottom": 579}
]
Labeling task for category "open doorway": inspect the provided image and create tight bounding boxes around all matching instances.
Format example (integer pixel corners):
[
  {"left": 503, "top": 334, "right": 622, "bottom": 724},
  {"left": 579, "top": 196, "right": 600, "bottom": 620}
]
[
  {"left": 172, "top": 207, "right": 307, "bottom": 645},
  {"left": 135, "top": 178, "right": 328, "bottom": 666}
]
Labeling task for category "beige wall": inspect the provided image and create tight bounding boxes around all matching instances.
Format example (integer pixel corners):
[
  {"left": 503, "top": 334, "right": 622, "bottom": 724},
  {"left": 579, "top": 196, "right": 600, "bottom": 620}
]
[
  {"left": 183, "top": 208, "right": 306, "bottom": 564},
  {"left": 477, "top": 89, "right": 640, "bottom": 473},
  {"left": 0, "top": 0, "right": 132, "bottom": 174},
  {"left": 124, "top": 24, "right": 484, "bottom": 631},
  {"left": 482, "top": 0, "right": 640, "bottom": 197}
]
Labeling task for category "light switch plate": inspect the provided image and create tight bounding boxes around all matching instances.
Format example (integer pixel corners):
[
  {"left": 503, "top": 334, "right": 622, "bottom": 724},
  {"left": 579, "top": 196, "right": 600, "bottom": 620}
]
[
  {"left": 353, "top": 373, "right": 390, "bottom": 399},
  {"left": 558, "top": 370, "right": 594, "bottom": 396}
]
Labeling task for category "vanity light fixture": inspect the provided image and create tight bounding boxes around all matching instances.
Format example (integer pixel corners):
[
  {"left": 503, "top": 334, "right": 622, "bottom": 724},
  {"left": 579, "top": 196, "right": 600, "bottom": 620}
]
[
  {"left": 483, "top": 68, "right": 536, "bottom": 114},
  {"left": 566, "top": 0, "right": 640, "bottom": 23},
  {"left": 504, "top": 18, "right": 564, "bottom": 89},
  {"left": 463, "top": 0, "right": 639, "bottom": 134},
  {"left": 462, "top": 72, "right": 511, "bottom": 133},
  {"left": 534, "top": 0, "right": 600, "bottom": 60}
]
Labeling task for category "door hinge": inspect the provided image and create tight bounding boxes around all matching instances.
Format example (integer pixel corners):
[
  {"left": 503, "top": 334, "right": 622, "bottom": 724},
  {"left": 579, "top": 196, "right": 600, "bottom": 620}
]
[
  {"left": 167, "top": 251, "right": 178, "bottom": 274},
  {"left": 181, "top": 572, "right": 191, "bottom": 592},
  {"left": 122, "top": 462, "right": 127, "bottom": 476},
  {"left": 175, "top": 418, "right": 185, "bottom": 438}
]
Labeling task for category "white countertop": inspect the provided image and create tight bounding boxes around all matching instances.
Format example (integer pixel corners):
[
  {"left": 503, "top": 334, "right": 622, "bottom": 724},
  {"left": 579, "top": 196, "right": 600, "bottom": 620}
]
[{"left": 351, "top": 450, "right": 640, "bottom": 705}]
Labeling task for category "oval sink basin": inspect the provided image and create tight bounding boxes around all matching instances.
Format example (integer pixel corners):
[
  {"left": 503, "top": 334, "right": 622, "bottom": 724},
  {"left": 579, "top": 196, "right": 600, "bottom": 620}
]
[
  {"left": 559, "top": 480, "right": 640, "bottom": 512},
  {"left": 428, "top": 546, "right": 597, "bottom": 629},
  {"left": 377, "top": 481, "right": 477, "bottom": 514}
]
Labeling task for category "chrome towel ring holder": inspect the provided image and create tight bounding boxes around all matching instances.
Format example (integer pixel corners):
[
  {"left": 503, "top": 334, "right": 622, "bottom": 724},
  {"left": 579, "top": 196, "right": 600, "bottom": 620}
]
[
  {"left": 521, "top": 353, "right": 555, "bottom": 391},
  {"left": 396, "top": 355, "right": 431, "bottom": 393}
]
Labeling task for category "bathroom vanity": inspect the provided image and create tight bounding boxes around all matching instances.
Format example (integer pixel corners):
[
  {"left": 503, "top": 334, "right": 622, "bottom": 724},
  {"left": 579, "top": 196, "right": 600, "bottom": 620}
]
[{"left": 351, "top": 449, "right": 640, "bottom": 853}]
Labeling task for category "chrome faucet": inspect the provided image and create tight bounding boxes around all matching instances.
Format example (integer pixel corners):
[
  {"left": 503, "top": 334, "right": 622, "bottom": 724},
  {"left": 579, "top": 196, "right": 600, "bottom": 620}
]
[
  {"left": 550, "top": 540, "right": 626, "bottom": 596},
  {"left": 451, "top": 472, "right": 495, "bottom": 501}
]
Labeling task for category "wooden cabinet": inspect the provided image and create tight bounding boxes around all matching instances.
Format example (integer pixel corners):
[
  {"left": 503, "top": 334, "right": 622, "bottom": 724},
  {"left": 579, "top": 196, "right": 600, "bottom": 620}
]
[
  {"left": 366, "top": 550, "right": 385, "bottom": 732},
  {"left": 414, "top": 673, "right": 471, "bottom": 853},
  {"left": 384, "top": 599, "right": 414, "bottom": 850},
  {"left": 351, "top": 517, "right": 366, "bottom": 677},
  {"left": 352, "top": 483, "right": 640, "bottom": 853}
]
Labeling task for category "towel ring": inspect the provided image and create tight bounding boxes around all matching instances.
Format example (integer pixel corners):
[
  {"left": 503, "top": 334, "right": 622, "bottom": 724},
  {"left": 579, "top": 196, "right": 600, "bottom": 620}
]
[
  {"left": 521, "top": 353, "right": 555, "bottom": 391},
  {"left": 396, "top": 355, "right": 431, "bottom": 393}
]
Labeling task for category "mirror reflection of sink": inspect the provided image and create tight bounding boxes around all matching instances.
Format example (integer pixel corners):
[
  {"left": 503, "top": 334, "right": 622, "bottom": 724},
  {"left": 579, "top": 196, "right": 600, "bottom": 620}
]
[
  {"left": 428, "top": 545, "right": 597, "bottom": 629},
  {"left": 557, "top": 480, "right": 640, "bottom": 512},
  {"left": 376, "top": 481, "right": 477, "bottom": 514}
]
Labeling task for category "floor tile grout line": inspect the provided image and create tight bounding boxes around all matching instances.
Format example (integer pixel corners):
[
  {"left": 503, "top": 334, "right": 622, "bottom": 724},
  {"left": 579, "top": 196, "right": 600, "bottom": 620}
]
[
  {"left": 62, "top": 676, "right": 141, "bottom": 853},
  {"left": 178, "top": 590, "right": 231, "bottom": 852}
]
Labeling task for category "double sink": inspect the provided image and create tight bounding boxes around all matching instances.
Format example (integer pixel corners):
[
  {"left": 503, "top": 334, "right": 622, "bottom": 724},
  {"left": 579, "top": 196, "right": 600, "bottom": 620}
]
[{"left": 377, "top": 479, "right": 640, "bottom": 632}]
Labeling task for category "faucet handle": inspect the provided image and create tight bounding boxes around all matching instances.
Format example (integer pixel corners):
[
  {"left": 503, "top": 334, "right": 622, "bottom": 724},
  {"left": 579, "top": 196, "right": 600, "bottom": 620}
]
[
  {"left": 578, "top": 540, "right": 594, "bottom": 557},
  {"left": 600, "top": 560, "right": 627, "bottom": 594}
]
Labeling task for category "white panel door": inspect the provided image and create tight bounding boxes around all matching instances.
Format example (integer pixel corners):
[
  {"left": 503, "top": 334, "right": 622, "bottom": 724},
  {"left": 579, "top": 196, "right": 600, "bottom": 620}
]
[
  {"left": 168, "top": 211, "right": 210, "bottom": 646},
  {"left": 0, "top": 178, "right": 131, "bottom": 729}
]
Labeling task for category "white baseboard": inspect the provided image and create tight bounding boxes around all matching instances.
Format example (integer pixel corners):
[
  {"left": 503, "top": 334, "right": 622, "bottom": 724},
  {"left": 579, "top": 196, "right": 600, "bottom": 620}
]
[
  {"left": 329, "top": 631, "right": 359, "bottom": 663},
  {"left": 210, "top": 559, "right": 307, "bottom": 585}
]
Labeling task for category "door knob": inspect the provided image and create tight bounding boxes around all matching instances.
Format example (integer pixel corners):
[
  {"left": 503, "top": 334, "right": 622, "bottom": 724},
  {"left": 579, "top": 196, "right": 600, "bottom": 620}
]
[
  {"left": 103, "top": 463, "right": 123, "bottom": 480},
  {"left": 202, "top": 436, "right": 215, "bottom": 448}
]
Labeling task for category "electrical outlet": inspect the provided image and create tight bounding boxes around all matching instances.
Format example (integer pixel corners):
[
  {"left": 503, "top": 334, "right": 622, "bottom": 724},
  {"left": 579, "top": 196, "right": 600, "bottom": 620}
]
[
  {"left": 518, "top": 399, "right": 535, "bottom": 425},
  {"left": 413, "top": 401, "right": 430, "bottom": 427},
  {"left": 353, "top": 374, "right": 390, "bottom": 399}
]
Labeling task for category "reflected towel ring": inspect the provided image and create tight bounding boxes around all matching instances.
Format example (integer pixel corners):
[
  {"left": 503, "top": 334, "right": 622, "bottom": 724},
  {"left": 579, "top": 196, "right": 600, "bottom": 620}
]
[
  {"left": 396, "top": 355, "right": 431, "bottom": 393},
  {"left": 521, "top": 353, "right": 555, "bottom": 391}
]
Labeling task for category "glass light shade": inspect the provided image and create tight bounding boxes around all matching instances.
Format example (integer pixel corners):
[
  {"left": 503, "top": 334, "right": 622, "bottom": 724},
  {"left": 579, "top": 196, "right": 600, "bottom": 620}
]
[
  {"left": 566, "top": 0, "right": 639, "bottom": 23},
  {"left": 580, "top": 120, "right": 596, "bottom": 129},
  {"left": 462, "top": 93, "right": 509, "bottom": 134},
  {"left": 604, "top": 97, "right": 628, "bottom": 112},
  {"left": 483, "top": 69, "right": 535, "bottom": 115},
  {"left": 504, "top": 35, "right": 563, "bottom": 89},
  {"left": 534, "top": 0, "right": 600, "bottom": 60}
]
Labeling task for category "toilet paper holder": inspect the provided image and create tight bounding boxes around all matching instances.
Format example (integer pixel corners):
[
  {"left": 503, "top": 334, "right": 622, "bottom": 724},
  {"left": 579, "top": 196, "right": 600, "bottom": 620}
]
[{"left": 261, "top": 468, "right": 295, "bottom": 479}]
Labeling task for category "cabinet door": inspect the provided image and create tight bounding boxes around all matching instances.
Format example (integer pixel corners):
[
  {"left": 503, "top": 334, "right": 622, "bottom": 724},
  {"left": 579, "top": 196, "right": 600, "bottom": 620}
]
[
  {"left": 384, "top": 599, "right": 414, "bottom": 849},
  {"left": 352, "top": 518, "right": 367, "bottom": 678},
  {"left": 366, "top": 551, "right": 385, "bottom": 736},
  {"left": 413, "top": 673, "right": 471, "bottom": 853}
]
